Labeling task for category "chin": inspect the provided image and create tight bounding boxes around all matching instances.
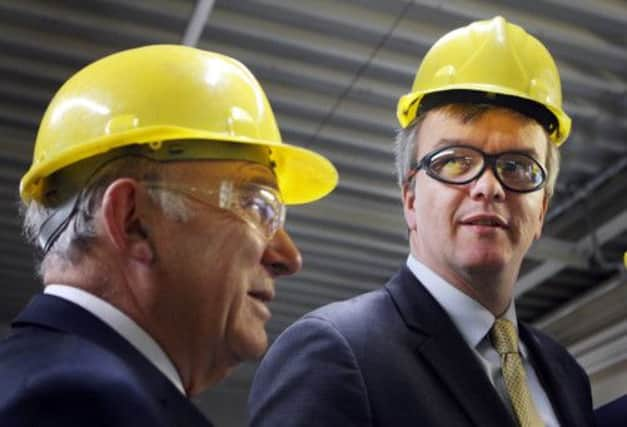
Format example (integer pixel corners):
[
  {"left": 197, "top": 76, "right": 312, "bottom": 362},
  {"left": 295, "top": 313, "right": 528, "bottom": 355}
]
[
  {"left": 234, "top": 332, "right": 269, "bottom": 362},
  {"left": 246, "top": 342, "right": 268, "bottom": 360},
  {"left": 460, "top": 251, "right": 509, "bottom": 272}
]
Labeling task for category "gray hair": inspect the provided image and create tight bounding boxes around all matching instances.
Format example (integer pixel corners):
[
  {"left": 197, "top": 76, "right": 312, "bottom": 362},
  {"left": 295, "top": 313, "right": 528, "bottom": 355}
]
[
  {"left": 394, "top": 104, "right": 560, "bottom": 201},
  {"left": 21, "top": 156, "right": 191, "bottom": 277}
]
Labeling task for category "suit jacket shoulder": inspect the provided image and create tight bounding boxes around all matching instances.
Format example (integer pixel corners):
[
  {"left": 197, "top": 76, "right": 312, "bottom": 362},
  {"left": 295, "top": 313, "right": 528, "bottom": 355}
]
[
  {"left": 0, "top": 294, "right": 212, "bottom": 427},
  {"left": 250, "top": 266, "right": 514, "bottom": 427},
  {"left": 250, "top": 266, "right": 596, "bottom": 427},
  {"left": 595, "top": 394, "right": 627, "bottom": 427}
]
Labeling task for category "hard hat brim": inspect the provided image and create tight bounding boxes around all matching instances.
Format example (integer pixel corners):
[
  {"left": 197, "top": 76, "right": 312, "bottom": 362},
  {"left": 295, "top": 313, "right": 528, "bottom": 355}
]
[
  {"left": 20, "top": 126, "right": 338, "bottom": 205},
  {"left": 397, "top": 85, "right": 571, "bottom": 146}
]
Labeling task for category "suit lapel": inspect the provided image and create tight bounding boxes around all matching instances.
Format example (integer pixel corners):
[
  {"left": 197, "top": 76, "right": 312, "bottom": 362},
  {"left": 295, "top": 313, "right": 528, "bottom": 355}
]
[
  {"left": 386, "top": 266, "right": 516, "bottom": 427},
  {"left": 13, "top": 294, "right": 213, "bottom": 427}
]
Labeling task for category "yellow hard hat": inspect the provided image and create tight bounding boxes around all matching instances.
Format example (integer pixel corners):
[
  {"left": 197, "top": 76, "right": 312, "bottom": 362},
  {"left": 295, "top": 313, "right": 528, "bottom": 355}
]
[
  {"left": 397, "top": 16, "right": 571, "bottom": 146},
  {"left": 20, "top": 45, "right": 338, "bottom": 205}
]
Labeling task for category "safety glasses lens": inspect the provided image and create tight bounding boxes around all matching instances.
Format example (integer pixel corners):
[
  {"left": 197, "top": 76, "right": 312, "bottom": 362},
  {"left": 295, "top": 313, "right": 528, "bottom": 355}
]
[
  {"left": 496, "top": 154, "right": 544, "bottom": 191},
  {"left": 237, "top": 184, "right": 285, "bottom": 239},
  {"left": 428, "top": 147, "right": 483, "bottom": 182}
]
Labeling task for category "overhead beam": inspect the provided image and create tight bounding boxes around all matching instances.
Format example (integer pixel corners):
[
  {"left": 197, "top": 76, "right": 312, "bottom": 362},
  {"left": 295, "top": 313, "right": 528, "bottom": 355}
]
[
  {"left": 182, "top": 0, "right": 215, "bottom": 46},
  {"left": 516, "top": 210, "right": 627, "bottom": 297},
  {"left": 533, "top": 273, "right": 626, "bottom": 331},
  {"left": 526, "top": 236, "right": 588, "bottom": 268},
  {"left": 572, "top": 318, "right": 627, "bottom": 376}
]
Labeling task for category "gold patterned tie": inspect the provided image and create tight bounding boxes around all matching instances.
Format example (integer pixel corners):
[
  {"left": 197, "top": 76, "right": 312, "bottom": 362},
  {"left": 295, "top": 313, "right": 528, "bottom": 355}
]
[{"left": 490, "top": 319, "right": 544, "bottom": 427}]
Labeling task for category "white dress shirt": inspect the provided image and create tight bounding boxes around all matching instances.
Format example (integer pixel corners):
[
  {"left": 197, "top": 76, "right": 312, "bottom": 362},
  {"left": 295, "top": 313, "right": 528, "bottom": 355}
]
[
  {"left": 407, "top": 255, "right": 559, "bottom": 426},
  {"left": 45, "top": 284, "right": 185, "bottom": 395}
]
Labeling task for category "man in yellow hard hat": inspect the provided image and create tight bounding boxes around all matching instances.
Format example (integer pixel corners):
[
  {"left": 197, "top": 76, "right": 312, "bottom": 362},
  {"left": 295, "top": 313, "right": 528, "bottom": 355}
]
[
  {"left": 249, "top": 17, "right": 595, "bottom": 427},
  {"left": 0, "top": 45, "right": 337, "bottom": 426}
]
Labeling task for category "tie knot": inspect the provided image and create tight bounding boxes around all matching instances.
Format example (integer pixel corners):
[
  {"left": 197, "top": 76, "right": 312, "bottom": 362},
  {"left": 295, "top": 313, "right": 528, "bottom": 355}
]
[{"left": 490, "top": 318, "right": 519, "bottom": 356}]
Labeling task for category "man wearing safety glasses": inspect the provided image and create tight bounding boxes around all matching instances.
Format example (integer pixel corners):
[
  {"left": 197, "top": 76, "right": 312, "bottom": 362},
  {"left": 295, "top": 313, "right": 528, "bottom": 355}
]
[
  {"left": 249, "top": 17, "right": 595, "bottom": 427},
  {"left": 0, "top": 45, "right": 337, "bottom": 426}
]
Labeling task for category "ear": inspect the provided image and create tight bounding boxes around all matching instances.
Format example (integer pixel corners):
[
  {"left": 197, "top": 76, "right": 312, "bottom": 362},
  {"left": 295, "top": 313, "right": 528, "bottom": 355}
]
[
  {"left": 402, "top": 184, "right": 417, "bottom": 231},
  {"left": 101, "top": 179, "right": 154, "bottom": 264},
  {"left": 533, "top": 193, "right": 549, "bottom": 240}
]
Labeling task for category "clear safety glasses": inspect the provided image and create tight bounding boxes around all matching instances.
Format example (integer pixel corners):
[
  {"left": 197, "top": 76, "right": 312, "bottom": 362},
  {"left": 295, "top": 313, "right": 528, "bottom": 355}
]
[
  {"left": 405, "top": 145, "right": 547, "bottom": 193},
  {"left": 144, "top": 180, "right": 286, "bottom": 240}
]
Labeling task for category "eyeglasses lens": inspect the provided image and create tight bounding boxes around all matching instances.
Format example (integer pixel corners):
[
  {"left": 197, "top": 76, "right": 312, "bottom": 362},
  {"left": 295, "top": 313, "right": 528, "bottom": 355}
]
[
  {"left": 496, "top": 154, "right": 544, "bottom": 191},
  {"left": 428, "top": 147, "right": 483, "bottom": 182},
  {"left": 234, "top": 184, "right": 284, "bottom": 239}
]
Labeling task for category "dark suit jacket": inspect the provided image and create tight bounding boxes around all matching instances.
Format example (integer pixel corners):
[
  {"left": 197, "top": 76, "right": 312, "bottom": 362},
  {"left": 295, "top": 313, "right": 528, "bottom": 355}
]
[
  {"left": 595, "top": 395, "right": 626, "bottom": 426},
  {"left": 249, "top": 265, "right": 595, "bottom": 426},
  {"left": 0, "top": 294, "right": 213, "bottom": 427}
]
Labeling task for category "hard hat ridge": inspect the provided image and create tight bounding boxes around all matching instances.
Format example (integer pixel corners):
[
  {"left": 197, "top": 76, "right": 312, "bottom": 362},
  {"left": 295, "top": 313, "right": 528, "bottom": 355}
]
[{"left": 397, "top": 16, "right": 571, "bottom": 146}]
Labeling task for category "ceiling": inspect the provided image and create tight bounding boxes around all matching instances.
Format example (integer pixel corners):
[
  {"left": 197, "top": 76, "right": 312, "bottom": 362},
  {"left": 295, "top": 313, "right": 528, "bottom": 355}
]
[{"left": 0, "top": 0, "right": 626, "bottom": 425}]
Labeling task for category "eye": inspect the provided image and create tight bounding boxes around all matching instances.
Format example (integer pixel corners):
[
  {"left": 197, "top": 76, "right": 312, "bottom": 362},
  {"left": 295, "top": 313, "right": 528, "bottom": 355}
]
[
  {"left": 240, "top": 192, "right": 277, "bottom": 228},
  {"left": 235, "top": 184, "right": 283, "bottom": 238},
  {"left": 500, "top": 160, "right": 522, "bottom": 175},
  {"left": 430, "top": 154, "right": 475, "bottom": 177},
  {"left": 498, "top": 156, "right": 542, "bottom": 185},
  {"left": 247, "top": 198, "right": 273, "bottom": 223}
]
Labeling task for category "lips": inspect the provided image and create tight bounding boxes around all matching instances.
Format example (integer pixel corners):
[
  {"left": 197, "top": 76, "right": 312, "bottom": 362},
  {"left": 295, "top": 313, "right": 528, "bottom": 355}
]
[
  {"left": 248, "top": 288, "right": 275, "bottom": 303},
  {"left": 460, "top": 213, "right": 509, "bottom": 228},
  {"left": 248, "top": 287, "right": 274, "bottom": 320}
]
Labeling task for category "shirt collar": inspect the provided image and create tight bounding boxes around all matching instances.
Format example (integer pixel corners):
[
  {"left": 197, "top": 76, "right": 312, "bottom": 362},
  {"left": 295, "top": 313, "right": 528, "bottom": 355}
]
[
  {"left": 45, "top": 284, "right": 185, "bottom": 395},
  {"left": 406, "top": 255, "right": 519, "bottom": 351}
]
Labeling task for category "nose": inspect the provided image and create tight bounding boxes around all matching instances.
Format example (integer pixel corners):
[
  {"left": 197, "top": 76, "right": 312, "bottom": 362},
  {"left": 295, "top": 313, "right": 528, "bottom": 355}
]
[
  {"left": 469, "top": 166, "right": 506, "bottom": 202},
  {"left": 261, "top": 228, "right": 302, "bottom": 277}
]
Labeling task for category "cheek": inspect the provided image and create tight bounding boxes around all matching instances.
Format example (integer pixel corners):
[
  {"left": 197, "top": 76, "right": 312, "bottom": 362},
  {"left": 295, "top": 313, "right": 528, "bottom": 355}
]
[
  {"left": 190, "top": 219, "right": 260, "bottom": 296},
  {"left": 210, "top": 229, "right": 263, "bottom": 292},
  {"left": 414, "top": 184, "right": 462, "bottom": 230},
  {"left": 512, "top": 195, "right": 545, "bottom": 240},
  {"left": 206, "top": 215, "right": 262, "bottom": 257}
]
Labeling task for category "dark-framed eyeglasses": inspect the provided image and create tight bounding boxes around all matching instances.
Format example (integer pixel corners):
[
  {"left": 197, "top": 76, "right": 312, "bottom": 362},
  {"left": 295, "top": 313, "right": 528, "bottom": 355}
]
[
  {"left": 404, "top": 145, "right": 547, "bottom": 193},
  {"left": 143, "top": 180, "right": 286, "bottom": 240}
]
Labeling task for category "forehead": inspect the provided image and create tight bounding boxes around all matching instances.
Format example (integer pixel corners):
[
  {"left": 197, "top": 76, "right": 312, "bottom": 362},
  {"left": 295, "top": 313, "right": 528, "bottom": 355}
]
[
  {"left": 416, "top": 108, "right": 549, "bottom": 159},
  {"left": 163, "top": 160, "right": 277, "bottom": 187}
]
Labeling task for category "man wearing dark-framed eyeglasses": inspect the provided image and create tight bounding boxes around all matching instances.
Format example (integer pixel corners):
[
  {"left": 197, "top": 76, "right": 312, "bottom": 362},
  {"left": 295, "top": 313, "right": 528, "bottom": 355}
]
[{"left": 249, "top": 16, "right": 595, "bottom": 427}]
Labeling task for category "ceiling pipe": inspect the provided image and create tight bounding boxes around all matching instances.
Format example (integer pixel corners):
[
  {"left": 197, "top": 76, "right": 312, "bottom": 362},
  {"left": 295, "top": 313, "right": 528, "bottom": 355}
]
[{"left": 182, "top": 0, "right": 215, "bottom": 46}]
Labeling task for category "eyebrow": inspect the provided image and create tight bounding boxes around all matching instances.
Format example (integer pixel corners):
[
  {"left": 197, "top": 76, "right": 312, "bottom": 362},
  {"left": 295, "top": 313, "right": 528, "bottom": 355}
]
[
  {"left": 238, "top": 163, "right": 278, "bottom": 188},
  {"left": 431, "top": 139, "right": 542, "bottom": 158},
  {"left": 431, "top": 138, "right": 465, "bottom": 151}
]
